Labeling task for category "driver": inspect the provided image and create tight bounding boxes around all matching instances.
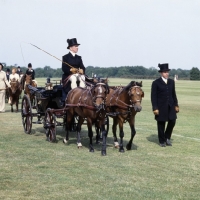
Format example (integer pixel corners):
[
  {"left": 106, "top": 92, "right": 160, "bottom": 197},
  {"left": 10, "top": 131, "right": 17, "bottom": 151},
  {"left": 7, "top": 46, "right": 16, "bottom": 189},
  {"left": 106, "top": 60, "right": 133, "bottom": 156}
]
[{"left": 61, "top": 38, "right": 86, "bottom": 103}]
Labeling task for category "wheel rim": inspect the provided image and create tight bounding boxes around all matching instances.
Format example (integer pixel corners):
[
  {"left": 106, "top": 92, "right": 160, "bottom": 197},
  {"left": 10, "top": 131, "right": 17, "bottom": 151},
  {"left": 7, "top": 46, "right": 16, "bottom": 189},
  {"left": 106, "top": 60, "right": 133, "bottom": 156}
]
[
  {"left": 21, "top": 95, "right": 32, "bottom": 134},
  {"left": 44, "top": 109, "right": 56, "bottom": 142}
]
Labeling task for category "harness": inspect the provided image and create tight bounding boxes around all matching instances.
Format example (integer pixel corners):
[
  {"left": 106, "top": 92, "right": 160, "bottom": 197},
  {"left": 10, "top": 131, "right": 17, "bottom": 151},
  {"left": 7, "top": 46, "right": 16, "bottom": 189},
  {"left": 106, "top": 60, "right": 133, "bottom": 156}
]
[
  {"left": 65, "top": 82, "right": 108, "bottom": 116},
  {"left": 107, "top": 85, "right": 142, "bottom": 117}
]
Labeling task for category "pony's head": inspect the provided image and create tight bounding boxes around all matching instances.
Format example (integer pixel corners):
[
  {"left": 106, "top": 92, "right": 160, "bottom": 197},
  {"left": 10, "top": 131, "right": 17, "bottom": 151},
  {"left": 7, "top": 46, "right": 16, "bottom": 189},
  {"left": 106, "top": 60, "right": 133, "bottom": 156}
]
[
  {"left": 10, "top": 78, "right": 20, "bottom": 94},
  {"left": 92, "top": 78, "right": 109, "bottom": 111},
  {"left": 125, "top": 81, "right": 144, "bottom": 112}
]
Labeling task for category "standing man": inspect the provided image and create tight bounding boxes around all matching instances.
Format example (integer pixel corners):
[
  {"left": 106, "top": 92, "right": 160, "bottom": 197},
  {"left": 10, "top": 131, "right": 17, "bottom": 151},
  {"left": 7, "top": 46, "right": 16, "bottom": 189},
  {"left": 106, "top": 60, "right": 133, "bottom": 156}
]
[
  {"left": 6, "top": 68, "right": 10, "bottom": 81},
  {"left": 61, "top": 38, "right": 85, "bottom": 103},
  {"left": 151, "top": 63, "right": 179, "bottom": 147}
]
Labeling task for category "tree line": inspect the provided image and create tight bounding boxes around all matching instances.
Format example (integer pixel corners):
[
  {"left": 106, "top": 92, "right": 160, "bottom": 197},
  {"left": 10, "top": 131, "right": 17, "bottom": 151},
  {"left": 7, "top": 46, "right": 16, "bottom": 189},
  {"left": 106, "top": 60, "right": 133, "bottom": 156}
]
[{"left": 2, "top": 63, "right": 200, "bottom": 80}]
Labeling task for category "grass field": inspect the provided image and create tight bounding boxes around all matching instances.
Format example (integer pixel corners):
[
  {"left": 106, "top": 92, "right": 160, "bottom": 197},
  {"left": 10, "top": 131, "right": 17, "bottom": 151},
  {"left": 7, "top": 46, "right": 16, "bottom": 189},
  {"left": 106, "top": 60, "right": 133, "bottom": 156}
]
[{"left": 0, "top": 78, "right": 200, "bottom": 200}]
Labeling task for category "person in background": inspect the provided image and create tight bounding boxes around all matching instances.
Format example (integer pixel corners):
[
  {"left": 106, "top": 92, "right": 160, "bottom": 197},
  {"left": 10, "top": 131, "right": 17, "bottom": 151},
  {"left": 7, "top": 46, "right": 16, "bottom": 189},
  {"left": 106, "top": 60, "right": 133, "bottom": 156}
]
[
  {"left": 16, "top": 66, "right": 22, "bottom": 76},
  {"left": 151, "top": 63, "right": 179, "bottom": 147},
  {"left": 25, "top": 63, "right": 36, "bottom": 84},
  {"left": 6, "top": 68, "right": 10, "bottom": 81},
  {"left": 0, "top": 63, "right": 11, "bottom": 112},
  {"left": 61, "top": 38, "right": 85, "bottom": 103},
  {"left": 9, "top": 67, "right": 20, "bottom": 82}
]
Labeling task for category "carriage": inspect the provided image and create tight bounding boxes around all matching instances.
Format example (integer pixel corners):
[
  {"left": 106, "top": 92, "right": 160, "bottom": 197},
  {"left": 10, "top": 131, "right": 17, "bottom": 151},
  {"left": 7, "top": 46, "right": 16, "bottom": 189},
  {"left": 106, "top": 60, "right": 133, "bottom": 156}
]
[
  {"left": 21, "top": 76, "right": 144, "bottom": 155},
  {"left": 21, "top": 79, "right": 109, "bottom": 143}
]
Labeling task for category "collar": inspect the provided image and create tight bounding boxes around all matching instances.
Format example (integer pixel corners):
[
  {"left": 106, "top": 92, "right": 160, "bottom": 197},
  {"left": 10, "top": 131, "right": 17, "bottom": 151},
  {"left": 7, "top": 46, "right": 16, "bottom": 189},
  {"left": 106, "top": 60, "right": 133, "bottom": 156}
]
[
  {"left": 69, "top": 51, "right": 76, "bottom": 57},
  {"left": 161, "top": 76, "right": 168, "bottom": 83}
]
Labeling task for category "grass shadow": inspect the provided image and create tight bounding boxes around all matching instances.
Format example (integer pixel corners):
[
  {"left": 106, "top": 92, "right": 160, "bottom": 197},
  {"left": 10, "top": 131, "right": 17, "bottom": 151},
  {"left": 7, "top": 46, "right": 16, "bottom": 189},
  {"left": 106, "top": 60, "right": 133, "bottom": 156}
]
[{"left": 146, "top": 134, "right": 158, "bottom": 144}]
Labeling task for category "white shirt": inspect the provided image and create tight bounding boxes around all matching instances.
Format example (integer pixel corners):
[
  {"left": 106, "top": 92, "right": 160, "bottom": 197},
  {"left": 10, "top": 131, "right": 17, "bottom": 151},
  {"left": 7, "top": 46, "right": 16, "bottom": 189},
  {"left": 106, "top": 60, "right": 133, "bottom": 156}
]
[
  {"left": 9, "top": 73, "right": 20, "bottom": 82},
  {"left": 161, "top": 76, "right": 168, "bottom": 84},
  {"left": 70, "top": 51, "right": 76, "bottom": 57}
]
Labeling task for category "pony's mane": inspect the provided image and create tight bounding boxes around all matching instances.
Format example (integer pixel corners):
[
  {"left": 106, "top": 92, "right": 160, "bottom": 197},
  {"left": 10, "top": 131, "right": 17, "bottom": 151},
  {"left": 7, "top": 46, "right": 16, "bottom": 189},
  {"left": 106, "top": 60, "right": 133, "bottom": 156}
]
[{"left": 124, "top": 81, "right": 142, "bottom": 91}]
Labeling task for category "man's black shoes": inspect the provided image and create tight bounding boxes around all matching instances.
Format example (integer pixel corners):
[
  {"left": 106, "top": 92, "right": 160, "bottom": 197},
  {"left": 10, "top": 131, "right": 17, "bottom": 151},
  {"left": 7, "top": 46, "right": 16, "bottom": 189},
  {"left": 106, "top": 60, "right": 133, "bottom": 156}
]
[
  {"left": 166, "top": 139, "right": 172, "bottom": 146},
  {"left": 159, "top": 143, "right": 166, "bottom": 147}
]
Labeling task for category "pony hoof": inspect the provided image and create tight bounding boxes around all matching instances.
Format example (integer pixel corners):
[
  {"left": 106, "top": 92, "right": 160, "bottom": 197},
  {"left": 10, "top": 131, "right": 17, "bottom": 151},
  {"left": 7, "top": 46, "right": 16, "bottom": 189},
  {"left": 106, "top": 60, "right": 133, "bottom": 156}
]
[
  {"left": 89, "top": 149, "right": 94, "bottom": 152},
  {"left": 101, "top": 151, "right": 106, "bottom": 156},
  {"left": 114, "top": 142, "right": 119, "bottom": 148},
  {"left": 77, "top": 143, "right": 82, "bottom": 148},
  {"left": 126, "top": 144, "right": 131, "bottom": 150},
  {"left": 119, "top": 148, "right": 125, "bottom": 153},
  {"left": 63, "top": 139, "right": 68, "bottom": 144}
]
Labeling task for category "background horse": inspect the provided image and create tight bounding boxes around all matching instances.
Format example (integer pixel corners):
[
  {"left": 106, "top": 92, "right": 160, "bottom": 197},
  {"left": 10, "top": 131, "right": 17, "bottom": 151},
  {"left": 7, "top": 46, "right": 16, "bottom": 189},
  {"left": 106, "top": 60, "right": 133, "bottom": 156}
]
[
  {"left": 64, "top": 79, "right": 109, "bottom": 155},
  {"left": 105, "top": 81, "right": 144, "bottom": 152},
  {"left": 21, "top": 74, "right": 37, "bottom": 103},
  {"left": 9, "top": 78, "right": 22, "bottom": 112}
]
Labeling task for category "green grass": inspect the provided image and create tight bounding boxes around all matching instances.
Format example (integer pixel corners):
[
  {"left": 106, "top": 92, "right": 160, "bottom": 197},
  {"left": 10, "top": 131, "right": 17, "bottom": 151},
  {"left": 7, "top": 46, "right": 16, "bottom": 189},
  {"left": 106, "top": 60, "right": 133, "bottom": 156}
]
[{"left": 0, "top": 78, "right": 200, "bottom": 200}]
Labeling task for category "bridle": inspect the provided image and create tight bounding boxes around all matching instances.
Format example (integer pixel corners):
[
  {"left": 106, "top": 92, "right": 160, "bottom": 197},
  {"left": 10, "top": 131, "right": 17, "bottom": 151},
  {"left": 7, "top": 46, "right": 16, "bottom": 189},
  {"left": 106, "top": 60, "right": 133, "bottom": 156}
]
[
  {"left": 92, "top": 83, "right": 108, "bottom": 112},
  {"left": 109, "top": 85, "right": 143, "bottom": 110},
  {"left": 128, "top": 86, "right": 143, "bottom": 106}
]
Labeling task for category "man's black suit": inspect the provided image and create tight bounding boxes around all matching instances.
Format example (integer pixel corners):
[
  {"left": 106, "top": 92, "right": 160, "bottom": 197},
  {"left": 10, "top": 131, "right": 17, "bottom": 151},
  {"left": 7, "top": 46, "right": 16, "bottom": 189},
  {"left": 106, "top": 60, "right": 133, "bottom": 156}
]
[
  {"left": 61, "top": 52, "right": 85, "bottom": 100},
  {"left": 151, "top": 77, "right": 178, "bottom": 144}
]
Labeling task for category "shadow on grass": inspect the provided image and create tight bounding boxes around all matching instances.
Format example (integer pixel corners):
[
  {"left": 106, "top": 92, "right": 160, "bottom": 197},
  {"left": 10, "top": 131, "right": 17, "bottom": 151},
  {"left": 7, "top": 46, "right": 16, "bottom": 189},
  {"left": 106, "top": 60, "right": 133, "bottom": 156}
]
[
  {"left": 32, "top": 126, "right": 138, "bottom": 152},
  {"left": 146, "top": 134, "right": 159, "bottom": 144}
]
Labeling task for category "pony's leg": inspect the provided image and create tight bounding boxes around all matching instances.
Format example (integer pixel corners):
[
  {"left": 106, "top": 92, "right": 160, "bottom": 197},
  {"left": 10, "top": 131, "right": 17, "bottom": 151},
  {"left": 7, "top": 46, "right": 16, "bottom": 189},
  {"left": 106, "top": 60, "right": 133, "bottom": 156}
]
[
  {"left": 87, "top": 118, "right": 94, "bottom": 152},
  {"left": 118, "top": 119, "right": 125, "bottom": 153},
  {"left": 101, "top": 124, "right": 107, "bottom": 156},
  {"left": 112, "top": 117, "right": 119, "bottom": 148},
  {"left": 11, "top": 104, "right": 13, "bottom": 112},
  {"left": 76, "top": 117, "right": 84, "bottom": 148},
  {"left": 63, "top": 110, "right": 73, "bottom": 144},
  {"left": 95, "top": 123, "right": 101, "bottom": 144},
  {"left": 16, "top": 97, "right": 19, "bottom": 112},
  {"left": 126, "top": 116, "right": 136, "bottom": 150}
]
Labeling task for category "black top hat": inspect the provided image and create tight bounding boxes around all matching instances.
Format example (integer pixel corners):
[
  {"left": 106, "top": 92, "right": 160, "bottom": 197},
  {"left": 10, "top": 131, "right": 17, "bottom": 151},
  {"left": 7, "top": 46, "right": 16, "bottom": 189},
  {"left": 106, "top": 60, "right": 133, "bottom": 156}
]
[
  {"left": 28, "top": 63, "right": 32, "bottom": 67},
  {"left": 158, "top": 63, "right": 170, "bottom": 72},
  {"left": 18, "top": 66, "right": 20, "bottom": 68},
  {"left": 67, "top": 38, "right": 80, "bottom": 49},
  {"left": 6, "top": 68, "right": 10, "bottom": 72}
]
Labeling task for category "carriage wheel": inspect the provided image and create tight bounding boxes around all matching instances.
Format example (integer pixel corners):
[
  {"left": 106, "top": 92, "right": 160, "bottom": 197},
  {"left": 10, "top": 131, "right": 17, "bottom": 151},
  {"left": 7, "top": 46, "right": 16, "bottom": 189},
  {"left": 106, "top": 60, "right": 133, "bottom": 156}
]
[
  {"left": 21, "top": 94, "right": 33, "bottom": 134},
  {"left": 44, "top": 108, "right": 56, "bottom": 142}
]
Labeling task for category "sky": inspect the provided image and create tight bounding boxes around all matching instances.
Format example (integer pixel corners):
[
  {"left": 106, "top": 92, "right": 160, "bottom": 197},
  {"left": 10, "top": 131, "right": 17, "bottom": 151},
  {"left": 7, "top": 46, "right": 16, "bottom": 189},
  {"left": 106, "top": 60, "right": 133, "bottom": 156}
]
[{"left": 0, "top": 0, "right": 200, "bottom": 70}]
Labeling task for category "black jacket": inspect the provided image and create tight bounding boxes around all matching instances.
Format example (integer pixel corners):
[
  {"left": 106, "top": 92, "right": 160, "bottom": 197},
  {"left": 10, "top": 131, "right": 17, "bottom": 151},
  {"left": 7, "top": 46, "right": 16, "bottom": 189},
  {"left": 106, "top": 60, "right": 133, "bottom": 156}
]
[
  {"left": 151, "top": 77, "right": 178, "bottom": 121},
  {"left": 26, "top": 69, "right": 35, "bottom": 80},
  {"left": 62, "top": 52, "right": 85, "bottom": 92},
  {"left": 16, "top": 69, "right": 22, "bottom": 75}
]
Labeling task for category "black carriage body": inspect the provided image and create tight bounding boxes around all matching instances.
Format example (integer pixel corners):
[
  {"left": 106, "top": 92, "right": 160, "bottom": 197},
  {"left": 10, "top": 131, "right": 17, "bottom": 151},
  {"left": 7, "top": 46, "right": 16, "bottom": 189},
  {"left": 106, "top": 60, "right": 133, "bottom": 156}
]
[{"left": 29, "top": 84, "right": 63, "bottom": 114}]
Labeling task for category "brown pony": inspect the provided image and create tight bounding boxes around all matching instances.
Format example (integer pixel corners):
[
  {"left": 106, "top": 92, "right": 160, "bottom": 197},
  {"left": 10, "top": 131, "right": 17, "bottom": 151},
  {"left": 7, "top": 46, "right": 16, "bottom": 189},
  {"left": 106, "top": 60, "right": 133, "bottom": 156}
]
[
  {"left": 63, "top": 79, "right": 109, "bottom": 156},
  {"left": 9, "top": 78, "right": 22, "bottom": 112},
  {"left": 104, "top": 81, "right": 144, "bottom": 152},
  {"left": 21, "top": 74, "right": 37, "bottom": 103}
]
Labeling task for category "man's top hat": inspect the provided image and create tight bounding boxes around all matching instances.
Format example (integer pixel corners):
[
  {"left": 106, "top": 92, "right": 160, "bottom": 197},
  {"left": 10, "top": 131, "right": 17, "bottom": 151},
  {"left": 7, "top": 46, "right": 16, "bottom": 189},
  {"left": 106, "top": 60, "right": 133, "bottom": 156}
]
[
  {"left": 18, "top": 66, "right": 21, "bottom": 68},
  {"left": 158, "top": 63, "right": 171, "bottom": 72},
  {"left": 67, "top": 38, "right": 80, "bottom": 49},
  {"left": 6, "top": 68, "right": 10, "bottom": 72},
  {"left": 28, "top": 63, "right": 32, "bottom": 68}
]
